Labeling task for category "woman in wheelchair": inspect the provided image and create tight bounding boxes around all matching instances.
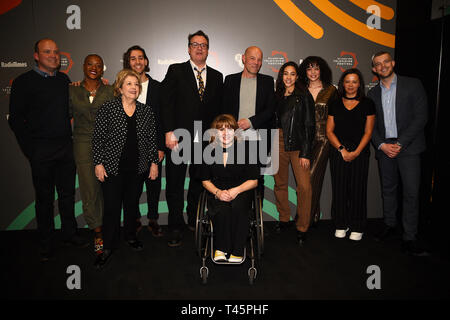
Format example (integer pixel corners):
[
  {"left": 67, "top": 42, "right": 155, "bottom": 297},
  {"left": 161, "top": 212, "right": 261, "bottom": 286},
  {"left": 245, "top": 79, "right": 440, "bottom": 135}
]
[{"left": 200, "top": 114, "right": 259, "bottom": 263}]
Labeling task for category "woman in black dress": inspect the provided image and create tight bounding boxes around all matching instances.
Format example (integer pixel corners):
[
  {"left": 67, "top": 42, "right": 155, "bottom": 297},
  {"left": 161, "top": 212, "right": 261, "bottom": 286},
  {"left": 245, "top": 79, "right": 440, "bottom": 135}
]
[
  {"left": 326, "top": 68, "right": 375, "bottom": 241},
  {"left": 201, "top": 114, "right": 259, "bottom": 263}
]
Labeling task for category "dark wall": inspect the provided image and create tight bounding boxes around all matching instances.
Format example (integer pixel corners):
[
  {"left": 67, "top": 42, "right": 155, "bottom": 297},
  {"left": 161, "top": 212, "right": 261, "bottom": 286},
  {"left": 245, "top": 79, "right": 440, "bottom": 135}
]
[{"left": 395, "top": 0, "right": 449, "bottom": 244}]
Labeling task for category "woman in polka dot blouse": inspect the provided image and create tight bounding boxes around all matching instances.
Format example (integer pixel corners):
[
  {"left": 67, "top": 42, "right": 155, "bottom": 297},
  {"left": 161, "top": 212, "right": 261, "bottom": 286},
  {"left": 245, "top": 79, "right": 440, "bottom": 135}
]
[{"left": 92, "top": 69, "right": 159, "bottom": 269}]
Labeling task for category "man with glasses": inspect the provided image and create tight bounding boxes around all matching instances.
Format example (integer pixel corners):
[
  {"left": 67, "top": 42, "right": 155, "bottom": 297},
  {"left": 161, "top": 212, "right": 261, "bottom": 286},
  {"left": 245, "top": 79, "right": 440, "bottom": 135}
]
[
  {"left": 161, "top": 30, "right": 223, "bottom": 247},
  {"left": 368, "top": 51, "right": 429, "bottom": 256}
]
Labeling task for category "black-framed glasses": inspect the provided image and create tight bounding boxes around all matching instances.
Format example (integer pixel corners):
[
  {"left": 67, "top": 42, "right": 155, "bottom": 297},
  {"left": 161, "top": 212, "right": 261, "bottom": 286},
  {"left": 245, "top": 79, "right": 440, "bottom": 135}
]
[{"left": 189, "top": 42, "right": 208, "bottom": 49}]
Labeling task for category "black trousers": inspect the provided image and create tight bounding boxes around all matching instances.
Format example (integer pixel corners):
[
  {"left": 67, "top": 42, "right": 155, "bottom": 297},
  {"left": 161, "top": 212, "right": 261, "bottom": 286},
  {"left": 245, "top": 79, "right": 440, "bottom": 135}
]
[
  {"left": 101, "top": 171, "right": 142, "bottom": 250},
  {"left": 210, "top": 190, "right": 252, "bottom": 257},
  {"left": 136, "top": 161, "right": 162, "bottom": 221},
  {"left": 329, "top": 149, "right": 369, "bottom": 232},
  {"left": 30, "top": 140, "right": 77, "bottom": 244},
  {"left": 165, "top": 150, "right": 203, "bottom": 231},
  {"left": 377, "top": 152, "right": 421, "bottom": 241}
]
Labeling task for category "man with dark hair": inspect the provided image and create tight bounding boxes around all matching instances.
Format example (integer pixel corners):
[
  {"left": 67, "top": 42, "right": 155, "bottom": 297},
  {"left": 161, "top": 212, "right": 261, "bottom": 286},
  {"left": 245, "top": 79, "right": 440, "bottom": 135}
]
[
  {"left": 9, "top": 38, "right": 86, "bottom": 261},
  {"left": 123, "top": 45, "right": 164, "bottom": 237},
  {"left": 188, "top": 30, "right": 209, "bottom": 47},
  {"left": 161, "top": 30, "right": 223, "bottom": 247},
  {"left": 368, "top": 51, "right": 429, "bottom": 256}
]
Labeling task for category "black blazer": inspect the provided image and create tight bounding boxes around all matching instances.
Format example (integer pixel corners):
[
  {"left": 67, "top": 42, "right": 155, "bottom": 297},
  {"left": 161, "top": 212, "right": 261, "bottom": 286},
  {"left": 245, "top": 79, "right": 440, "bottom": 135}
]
[
  {"left": 144, "top": 74, "right": 164, "bottom": 150},
  {"left": 222, "top": 72, "right": 276, "bottom": 129},
  {"left": 92, "top": 97, "right": 158, "bottom": 176},
  {"left": 367, "top": 75, "right": 428, "bottom": 157},
  {"left": 160, "top": 61, "right": 223, "bottom": 138},
  {"left": 275, "top": 88, "right": 315, "bottom": 159}
]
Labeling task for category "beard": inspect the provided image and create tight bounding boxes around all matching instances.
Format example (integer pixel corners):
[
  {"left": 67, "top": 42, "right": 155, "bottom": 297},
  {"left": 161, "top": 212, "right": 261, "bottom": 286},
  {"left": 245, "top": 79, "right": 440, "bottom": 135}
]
[{"left": 378, "top": 68, "right": 394, "bottom": 79}]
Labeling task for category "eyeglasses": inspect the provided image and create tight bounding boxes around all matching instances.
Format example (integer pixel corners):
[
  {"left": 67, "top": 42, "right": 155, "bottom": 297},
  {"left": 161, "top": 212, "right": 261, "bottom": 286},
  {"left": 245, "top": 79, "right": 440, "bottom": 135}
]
[{"left": 189, "top": 42, "right": 208, "bottom": 49}]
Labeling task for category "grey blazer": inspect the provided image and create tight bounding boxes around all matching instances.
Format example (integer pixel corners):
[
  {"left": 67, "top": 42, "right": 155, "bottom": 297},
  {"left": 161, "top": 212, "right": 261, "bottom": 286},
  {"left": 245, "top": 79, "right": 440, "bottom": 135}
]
[{"left": 367, "top": 75, "right": 428, "bottom": 157}]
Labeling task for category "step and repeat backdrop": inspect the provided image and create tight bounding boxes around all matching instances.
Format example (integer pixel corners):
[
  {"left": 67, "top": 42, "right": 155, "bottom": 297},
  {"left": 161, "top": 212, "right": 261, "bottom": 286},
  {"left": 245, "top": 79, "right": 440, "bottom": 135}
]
[{"left": 0, "top": 0, "right": 396, "bottom": 230}]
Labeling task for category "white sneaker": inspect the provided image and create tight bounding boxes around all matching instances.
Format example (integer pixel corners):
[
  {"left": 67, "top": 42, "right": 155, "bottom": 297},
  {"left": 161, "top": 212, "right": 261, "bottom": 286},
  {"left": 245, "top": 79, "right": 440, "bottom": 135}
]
[
  {"left": 349, "top": 232, "right": 363, "bottom": 241},
  {"left": 213, "top": 250, "right": 227, "bottom": 262},
  {"left": 228, "top": 255, "right": 243, "bottom": 263},
  {"left": 335, "top": 228, "right": 349, "bottom": 238}
]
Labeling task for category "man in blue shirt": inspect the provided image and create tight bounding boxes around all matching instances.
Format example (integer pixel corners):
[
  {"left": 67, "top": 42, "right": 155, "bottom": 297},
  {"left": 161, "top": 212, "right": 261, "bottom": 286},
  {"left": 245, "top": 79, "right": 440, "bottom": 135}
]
[{"left": 368, "top": 51, "right": 429, "bottom": 256}]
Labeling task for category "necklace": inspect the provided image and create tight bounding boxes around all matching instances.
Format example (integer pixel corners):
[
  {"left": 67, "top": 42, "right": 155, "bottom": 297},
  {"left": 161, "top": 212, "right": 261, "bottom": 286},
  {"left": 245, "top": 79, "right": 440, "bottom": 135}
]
[
  {"left": 343, "top": 95, "right": 359, "bottom": 100},
  {"left": 85, "top": 81, "right": 100, "bottom": 96}
]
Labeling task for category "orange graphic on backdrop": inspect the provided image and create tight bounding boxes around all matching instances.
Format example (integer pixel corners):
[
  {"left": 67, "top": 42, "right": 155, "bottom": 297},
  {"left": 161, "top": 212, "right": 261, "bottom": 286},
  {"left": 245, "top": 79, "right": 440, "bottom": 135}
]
[
  {"left": 273, "top": 0, "right": 395, "bottom": 48},
  {"left": 0, "top": 0, "right": 21, "bottom": 15}
]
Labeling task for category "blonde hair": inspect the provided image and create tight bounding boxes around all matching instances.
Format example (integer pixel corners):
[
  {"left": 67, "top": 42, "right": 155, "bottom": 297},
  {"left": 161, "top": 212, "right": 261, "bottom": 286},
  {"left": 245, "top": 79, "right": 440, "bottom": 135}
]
[
  {"left": 114, "top": 69, "right": 142, "bottom": 97},
  {"left": 209, "top": 114, "right": 239, "bottom": 143}
]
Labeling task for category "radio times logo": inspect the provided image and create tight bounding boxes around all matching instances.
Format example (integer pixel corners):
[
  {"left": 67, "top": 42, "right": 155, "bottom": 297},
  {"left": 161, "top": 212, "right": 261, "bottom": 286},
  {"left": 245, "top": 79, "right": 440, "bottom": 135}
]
[
  {"left": 1, "top": 61, "right": 27, "bottom": 68},
  {"left": 333, "top": 51, "right": 358, "bottom": 72},
  {"left": 59, "top": 52, "right": 74, "bottom": 74}
]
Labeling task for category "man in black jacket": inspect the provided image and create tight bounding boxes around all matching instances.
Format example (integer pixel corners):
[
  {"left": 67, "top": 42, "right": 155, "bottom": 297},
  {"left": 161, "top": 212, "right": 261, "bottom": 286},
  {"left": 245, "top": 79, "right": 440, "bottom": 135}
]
[
  {"left": 161, "top": 30, "right": 223, "bottom": 247},
  {"left": 123, "top": 45, "right": 165, "bottom": 237},
  {"left": 8, "top": 38, "right": 86, "bottom": 261},
  {"left": 222, "top": 46, "right": 276, "bottom": 204},
  {"left": 368, "top": 51, "right": 429, "bottom": 256}
]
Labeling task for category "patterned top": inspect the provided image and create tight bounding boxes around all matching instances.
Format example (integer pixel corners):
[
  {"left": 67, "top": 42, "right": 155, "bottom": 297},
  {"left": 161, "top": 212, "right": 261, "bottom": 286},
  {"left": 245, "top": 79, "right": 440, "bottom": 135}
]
[
  {"left": 313, "top": 85, "right": 337, "bottom": 142},
  {"left": 92, "top": 97, "right": 158, "bottom": 176}
]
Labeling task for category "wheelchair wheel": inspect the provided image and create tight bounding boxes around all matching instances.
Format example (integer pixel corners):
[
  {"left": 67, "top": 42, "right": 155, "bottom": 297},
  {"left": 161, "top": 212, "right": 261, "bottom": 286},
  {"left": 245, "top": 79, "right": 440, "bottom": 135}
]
[
  {"left": 200, "top": 266, "right": 209, "bottom": 285},
  {"left": 248, "top": 267, "right": 257, "bottom": 285},
  {"left": 254, "top": 190, "right": 264, "bottom": 260},
  {"left": 195, "top": 191, "right": 208, "bottom": 257}
]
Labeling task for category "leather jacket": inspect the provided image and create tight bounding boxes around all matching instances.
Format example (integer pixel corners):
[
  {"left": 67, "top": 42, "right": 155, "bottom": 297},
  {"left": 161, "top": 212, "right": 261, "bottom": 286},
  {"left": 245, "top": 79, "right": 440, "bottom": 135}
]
[{"left": 275, "top": 88, "right": 315, "bottom": 159}]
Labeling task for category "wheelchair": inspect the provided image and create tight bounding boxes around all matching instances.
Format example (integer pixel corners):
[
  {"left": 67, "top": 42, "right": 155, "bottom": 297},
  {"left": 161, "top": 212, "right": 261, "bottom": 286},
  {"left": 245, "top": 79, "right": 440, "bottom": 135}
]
[{"left": 195, "top": 188, "right": 264, "bottom": 285}]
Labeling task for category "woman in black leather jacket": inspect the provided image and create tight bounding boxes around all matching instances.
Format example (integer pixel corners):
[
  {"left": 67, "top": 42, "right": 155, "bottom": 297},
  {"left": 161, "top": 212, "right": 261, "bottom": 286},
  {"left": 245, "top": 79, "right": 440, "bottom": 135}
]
[{"left": 273, "top": 61, "right": 315, "bottom": 246}]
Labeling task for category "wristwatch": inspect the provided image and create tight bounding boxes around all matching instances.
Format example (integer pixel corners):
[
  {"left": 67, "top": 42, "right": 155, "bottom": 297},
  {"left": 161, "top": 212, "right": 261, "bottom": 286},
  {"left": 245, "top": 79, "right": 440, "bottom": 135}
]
[{"left": 338, "top": 145, "right": 345, "bottom": 152}]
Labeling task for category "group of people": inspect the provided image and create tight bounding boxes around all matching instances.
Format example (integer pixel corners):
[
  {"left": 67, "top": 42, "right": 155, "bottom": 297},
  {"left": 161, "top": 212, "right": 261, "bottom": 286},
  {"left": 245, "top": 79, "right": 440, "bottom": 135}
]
[{"left": 8, "top": 30, "right": 429, "bottom": 269}]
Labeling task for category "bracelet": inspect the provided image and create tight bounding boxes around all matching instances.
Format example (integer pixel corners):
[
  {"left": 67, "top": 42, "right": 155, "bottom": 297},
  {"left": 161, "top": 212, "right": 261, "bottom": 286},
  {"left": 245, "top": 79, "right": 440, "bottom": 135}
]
[{"left": 214, "top": 189, "right": 220, "bottom": 199}]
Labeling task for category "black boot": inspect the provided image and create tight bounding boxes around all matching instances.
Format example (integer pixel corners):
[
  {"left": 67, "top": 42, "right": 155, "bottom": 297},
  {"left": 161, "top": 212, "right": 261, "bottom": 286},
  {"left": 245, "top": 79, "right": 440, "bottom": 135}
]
[
  {"left": 296, "top": 230, "right": 307, "bottom": 246},
  {"left": 94, "top": 249, "right": 113, "bottom": 270},
  {"left": 274, "top": 221, "right": 290, "bottom": 234}
]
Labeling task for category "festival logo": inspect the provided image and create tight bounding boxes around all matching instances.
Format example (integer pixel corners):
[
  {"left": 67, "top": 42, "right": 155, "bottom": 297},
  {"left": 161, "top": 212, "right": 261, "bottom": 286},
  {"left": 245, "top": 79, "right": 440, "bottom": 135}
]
[
  {"left": 264, "top": 50, "right": 288, "bottom": 73},
  {"left": 333, "top": 51, "right": 358, "bottom": 72},
  {"left": 1, "top": 79, "right": 13, "bottom": 97},
  {"left": 59, "top": 52, "right": 74, "bottom": 74},
  {"left": 366, "top": 74, "right": 379, "bottom": 91}
]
